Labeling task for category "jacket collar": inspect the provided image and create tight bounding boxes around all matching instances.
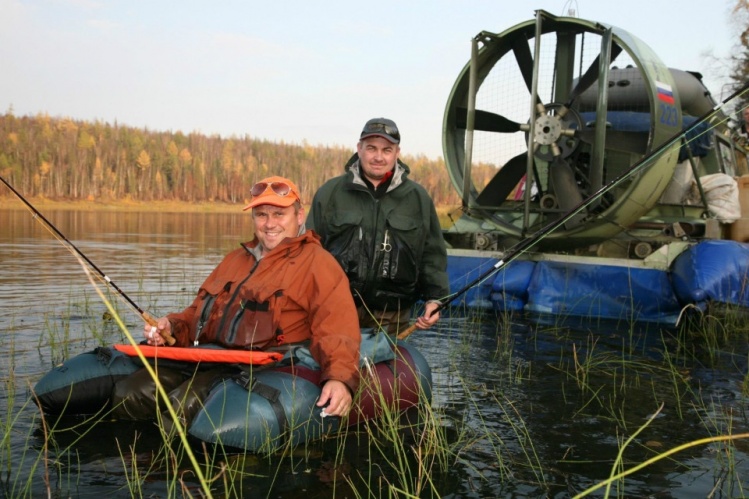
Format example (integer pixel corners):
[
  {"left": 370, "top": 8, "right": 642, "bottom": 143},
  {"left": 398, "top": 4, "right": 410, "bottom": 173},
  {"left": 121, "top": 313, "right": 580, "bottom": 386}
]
[
  {"left": 243, "top": 227, "right": 315, "bottom": 261},
  {"left": 348, "top": 158, "right": 409, "bottom": 194}
]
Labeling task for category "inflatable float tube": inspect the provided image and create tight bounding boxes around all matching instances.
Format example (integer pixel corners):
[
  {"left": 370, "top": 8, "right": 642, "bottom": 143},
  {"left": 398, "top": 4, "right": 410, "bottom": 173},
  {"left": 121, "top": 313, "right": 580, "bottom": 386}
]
[{"left": 33, "top": 339, "right": 432, "bottom": 453}]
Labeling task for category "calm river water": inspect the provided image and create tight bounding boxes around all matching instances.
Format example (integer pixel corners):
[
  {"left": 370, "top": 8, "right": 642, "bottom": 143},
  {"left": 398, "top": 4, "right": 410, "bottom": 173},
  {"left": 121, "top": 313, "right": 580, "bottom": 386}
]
[{"left": 1, "top": 207, "right": 749, "bottom": 498}]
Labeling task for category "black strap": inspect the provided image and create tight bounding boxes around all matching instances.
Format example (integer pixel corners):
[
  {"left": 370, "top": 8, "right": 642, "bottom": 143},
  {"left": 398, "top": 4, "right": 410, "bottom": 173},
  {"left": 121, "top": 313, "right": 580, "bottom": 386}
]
[
  {"left": 253, "top": 381, "right": 287, "bottom": 436},
  {"left": 233, "top": 369, "right": 288, "bottom": 436},
  {"left": 95, "top": 346, "right": 113, "bottom": 365}
]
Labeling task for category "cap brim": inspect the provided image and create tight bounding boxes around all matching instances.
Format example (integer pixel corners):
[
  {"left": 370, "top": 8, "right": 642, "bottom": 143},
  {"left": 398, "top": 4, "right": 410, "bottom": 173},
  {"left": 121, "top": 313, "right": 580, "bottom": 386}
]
[
  {"left": 242, "top": 195, "right": 298, "bottom": 211},
  {"left": 360, "top": 133, "right": 399, "bottom": 144}
]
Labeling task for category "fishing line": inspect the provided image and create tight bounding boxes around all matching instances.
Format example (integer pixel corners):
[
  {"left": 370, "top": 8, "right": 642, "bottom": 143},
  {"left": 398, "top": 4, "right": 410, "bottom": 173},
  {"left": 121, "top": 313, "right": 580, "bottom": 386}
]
[
  {"left": 526, "top": 84, "right": 749, "bottom": 250},
  {"left": 399, "top": 81, "right": 749, "bottom": 340},
  {"left": 0, "top": 176, "right": 175, "bottom": 344}
]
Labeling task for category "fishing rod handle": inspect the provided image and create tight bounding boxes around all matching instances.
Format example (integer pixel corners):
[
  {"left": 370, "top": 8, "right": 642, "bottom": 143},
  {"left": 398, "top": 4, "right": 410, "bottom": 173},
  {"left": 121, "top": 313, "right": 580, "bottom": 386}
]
[
  {"left": 396, "top": 298, "right": 447, "bottom": 340},
  {"left": 141, "top": 311, "right": 177, "bottom": 346},
  {"left": 396, "top": 323, "right": 418, "bottom": 340}
]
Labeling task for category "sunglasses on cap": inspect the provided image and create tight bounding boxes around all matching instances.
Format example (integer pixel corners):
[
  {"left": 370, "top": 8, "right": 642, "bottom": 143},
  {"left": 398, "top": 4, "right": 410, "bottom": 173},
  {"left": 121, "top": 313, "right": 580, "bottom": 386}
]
[
  {"left": 250, "top": 181, "right": 292, "bottom": 197},
  {"left": 361, "top": 121, "right": 400, "bottom": 142}
]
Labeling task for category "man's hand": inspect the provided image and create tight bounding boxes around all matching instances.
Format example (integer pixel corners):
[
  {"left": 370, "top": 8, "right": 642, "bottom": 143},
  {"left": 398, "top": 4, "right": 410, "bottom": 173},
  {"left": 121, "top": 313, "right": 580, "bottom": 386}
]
[
  {"left": 143, "top": 317, "right": 171, "bottom": 346},
  {"left": 414, "top": 300, "right": 441, "bottom": 330},
  {"left": 317, "top": 380, "right": 352, "bottom": 417}
]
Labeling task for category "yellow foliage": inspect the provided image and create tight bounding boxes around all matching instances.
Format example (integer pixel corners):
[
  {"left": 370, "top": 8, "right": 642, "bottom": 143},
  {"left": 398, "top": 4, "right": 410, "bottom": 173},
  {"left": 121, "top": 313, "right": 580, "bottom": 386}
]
[
  {"left": 245, "top": 155, "right": 258, "bottom": 174},
  {"left": 94, "top": 157, "right": 103, "bottom": 180},
  {"left": 222, "top": 140, "right": 235, "bottom": 170},
  {"left": 58, "top": 119, "right": 78, "bottom": 135},
  {"left": 136, "top": 149, "right": 151, "bottom": 169},
  {"left": 39, "top": 160, "right": 51, "bottom": 176},
  {"left": 155, "top": 170, "right": 163, "bottom": 193},
  {"left": 179, "top": 148, "right": 193, "bottom": 164},
  {"left": 0, "top": 112, "right": 457, "bottom": 205},
  {"left": 42, "top": 124, "right": 53, "bottom": 140},
  {"left": 77, "top": 130, "right": 96, "bottom": 150}
]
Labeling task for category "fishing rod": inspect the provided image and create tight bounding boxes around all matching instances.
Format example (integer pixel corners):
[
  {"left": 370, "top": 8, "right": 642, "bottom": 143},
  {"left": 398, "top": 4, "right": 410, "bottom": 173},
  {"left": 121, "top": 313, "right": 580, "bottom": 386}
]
[
  {"left": 0, "top": 176, "right": 176, "bottom": 345},
  {"left": 398, "top": 80, "right": 749, "bottom": 341}
]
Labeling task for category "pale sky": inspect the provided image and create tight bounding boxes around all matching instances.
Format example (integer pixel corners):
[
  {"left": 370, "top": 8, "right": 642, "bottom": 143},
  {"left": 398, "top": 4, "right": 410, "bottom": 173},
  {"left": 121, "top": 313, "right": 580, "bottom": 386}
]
[{"left": 0, "top": 0, "right": 739, "bottom": 159}]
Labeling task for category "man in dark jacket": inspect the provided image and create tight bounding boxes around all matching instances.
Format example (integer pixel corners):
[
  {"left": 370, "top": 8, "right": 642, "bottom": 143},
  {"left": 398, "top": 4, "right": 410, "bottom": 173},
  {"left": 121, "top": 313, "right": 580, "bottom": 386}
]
[{"left": 307, "top": 118, "right": 449, "bottom": 335}]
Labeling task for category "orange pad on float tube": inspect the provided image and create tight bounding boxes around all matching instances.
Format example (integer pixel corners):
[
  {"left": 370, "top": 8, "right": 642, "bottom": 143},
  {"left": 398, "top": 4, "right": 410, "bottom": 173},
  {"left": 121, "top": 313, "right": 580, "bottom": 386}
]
[{"left": 113, "top": 344, "right": 284, "bottom": 365}]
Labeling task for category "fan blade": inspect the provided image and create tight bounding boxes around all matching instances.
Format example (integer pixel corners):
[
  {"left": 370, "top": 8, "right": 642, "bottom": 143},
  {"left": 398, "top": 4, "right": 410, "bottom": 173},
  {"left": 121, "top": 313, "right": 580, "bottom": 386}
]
[
  {"left": 549, "top": 157, "right": 586, "bottom": 227},
  {"left": 511, "top": 37, "right": 544, "bottom": 107},
  {"left": 565, "top": 43, "right": 623, "bottom": 107},
  {"left": 476, "top": 153, "right": 528, "bottom": 205},
  {"left": 456, "top": 108, "right": 523, "bottom": 133},
  {"left": 512, "top": 37, "right": 535, "bottom": 94}
]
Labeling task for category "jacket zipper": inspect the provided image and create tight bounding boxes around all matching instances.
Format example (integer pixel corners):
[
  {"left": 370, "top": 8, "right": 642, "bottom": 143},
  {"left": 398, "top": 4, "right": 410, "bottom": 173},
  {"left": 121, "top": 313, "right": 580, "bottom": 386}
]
[
  {"left": 214, "top": 258, "right": 260, "bottom": 343},
  {"left": 368, "top": 198, "right": 381, "bottom": 283},
  {"left": 381, "top": 229, "right": 391, "bottom": 278},
  {"left": 226, "top": 301, "right": 246, "bottom": 344},
  {"left": 194, "top": 294, "right": 218, "bottom": 346}
]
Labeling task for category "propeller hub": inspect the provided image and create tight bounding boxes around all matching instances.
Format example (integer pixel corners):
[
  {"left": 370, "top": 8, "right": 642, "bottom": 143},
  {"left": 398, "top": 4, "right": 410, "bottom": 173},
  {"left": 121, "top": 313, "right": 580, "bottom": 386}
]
[
  {"left": 534, "top": 114, "right": 563, "bottom": 146},
  {"left": 530, "top": 103, "right": 583, "bottom": 161}
]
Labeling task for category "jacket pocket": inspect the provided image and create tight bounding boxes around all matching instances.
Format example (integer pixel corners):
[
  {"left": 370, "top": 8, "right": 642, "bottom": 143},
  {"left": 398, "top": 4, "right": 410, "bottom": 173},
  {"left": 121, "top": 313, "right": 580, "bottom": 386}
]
[
  {"left": 325, "top": 211, "right": 369, "bottom": 287},
  {"left": 378, "top": 214, "right": 420, "bottom": 290},
  {"left": 225, "top": 298, "right": 276, "bottom": 350},
  {"left": 192, "top": 280, "right": 231, "bottom": 344}
]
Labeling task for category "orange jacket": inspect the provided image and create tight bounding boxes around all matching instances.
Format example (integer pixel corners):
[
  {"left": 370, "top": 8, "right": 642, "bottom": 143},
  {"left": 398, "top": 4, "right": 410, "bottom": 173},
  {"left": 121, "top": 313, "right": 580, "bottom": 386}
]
[{"left": 167, "top": 230, "right": 361, "bottom": 392}]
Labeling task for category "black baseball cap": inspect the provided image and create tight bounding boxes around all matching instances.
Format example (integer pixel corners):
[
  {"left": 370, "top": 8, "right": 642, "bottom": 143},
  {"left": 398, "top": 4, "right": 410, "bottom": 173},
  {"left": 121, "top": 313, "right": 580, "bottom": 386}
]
[{"left": 360, "top": 118, "right": 400, "bottom": 144}]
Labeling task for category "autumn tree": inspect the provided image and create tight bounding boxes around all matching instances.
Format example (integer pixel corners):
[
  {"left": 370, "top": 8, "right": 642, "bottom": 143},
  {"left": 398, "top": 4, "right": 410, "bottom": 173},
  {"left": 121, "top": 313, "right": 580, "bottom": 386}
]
[
  {"left": 730, "top": 0, "right": 749, "bottom": 110},
  {"left": 0, "top": 113, "right": 459, "bottom": 207}
]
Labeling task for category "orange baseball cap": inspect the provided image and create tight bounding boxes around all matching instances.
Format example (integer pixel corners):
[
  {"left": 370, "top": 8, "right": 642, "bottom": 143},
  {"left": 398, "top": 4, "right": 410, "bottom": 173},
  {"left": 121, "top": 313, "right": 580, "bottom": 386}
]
[{"left": 242, "top": 176, "right": 301, "bottom": 211}]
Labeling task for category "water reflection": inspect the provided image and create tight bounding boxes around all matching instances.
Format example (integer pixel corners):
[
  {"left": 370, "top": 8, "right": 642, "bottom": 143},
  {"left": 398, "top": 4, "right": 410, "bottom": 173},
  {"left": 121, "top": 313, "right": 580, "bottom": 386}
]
[{"left": 1, "top": 208, "right": 748, "bottom": 497}]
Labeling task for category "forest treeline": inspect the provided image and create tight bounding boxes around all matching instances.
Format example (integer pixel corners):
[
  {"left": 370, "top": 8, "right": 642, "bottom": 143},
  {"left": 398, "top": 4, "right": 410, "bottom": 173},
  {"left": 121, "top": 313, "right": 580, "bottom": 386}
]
[{"left": 0, "top": 112, "right": 495, "bottom": 207}]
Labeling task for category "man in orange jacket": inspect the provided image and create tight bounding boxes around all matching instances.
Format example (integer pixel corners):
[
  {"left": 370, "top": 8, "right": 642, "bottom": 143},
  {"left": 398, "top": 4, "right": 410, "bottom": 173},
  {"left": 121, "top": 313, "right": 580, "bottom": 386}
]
[{"left": 113, "top": 176, "right": 361, "bottom": 421}]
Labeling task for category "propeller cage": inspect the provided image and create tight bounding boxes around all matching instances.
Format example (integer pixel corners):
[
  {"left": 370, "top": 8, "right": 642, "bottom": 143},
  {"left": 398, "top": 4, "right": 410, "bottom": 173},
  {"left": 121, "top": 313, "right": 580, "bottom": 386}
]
[{"left": 443, "top": 10, "right": 683, "bottom": 249}]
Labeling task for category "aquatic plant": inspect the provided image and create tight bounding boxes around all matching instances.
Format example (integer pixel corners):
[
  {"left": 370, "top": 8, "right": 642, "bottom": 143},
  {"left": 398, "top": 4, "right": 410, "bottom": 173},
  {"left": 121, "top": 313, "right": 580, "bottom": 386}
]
[{"left": 342, "top": 354, "right": 459, "bottom": 497}]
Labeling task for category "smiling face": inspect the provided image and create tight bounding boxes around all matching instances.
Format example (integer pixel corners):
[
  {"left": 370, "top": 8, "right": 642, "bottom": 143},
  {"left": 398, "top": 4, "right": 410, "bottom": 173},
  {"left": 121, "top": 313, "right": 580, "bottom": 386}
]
[
  {"left": 251, "top": 203, "right": 304, "bottom": 253},
  {"left": 356, "top": 136, "right": 400, "bottom": 186}
]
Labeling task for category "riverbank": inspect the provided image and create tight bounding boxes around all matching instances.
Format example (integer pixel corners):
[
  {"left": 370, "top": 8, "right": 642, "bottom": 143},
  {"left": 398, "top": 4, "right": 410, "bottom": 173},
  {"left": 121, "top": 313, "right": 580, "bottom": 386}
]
[
  {"left": 1, "top": 196, "right": 257, "bottom": 214},
  {"left": 1, "top": 196, "right": 458, "bottom": 226}
]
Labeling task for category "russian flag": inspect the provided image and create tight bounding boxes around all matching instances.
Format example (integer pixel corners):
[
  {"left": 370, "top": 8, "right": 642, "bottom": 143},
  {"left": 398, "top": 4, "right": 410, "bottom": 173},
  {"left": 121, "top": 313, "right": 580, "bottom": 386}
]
[{"left": 656, "top": 81, "right": 675, "bottom": 105}]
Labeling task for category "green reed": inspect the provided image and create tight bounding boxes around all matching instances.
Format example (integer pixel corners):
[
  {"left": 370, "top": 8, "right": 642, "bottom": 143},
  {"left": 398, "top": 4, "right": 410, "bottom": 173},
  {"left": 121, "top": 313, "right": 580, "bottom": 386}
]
[
  {"left": 553, "top": 309, "right": 749, "bottom": 497},
  {"left": 1, "top": 375, "right": 54, "bottom": 497},
  {"left": 341, "top": 353, "right": 459, "bottom": 498},
  {"left": 9, "top": 267, "right": 749, "bottom": 497}
]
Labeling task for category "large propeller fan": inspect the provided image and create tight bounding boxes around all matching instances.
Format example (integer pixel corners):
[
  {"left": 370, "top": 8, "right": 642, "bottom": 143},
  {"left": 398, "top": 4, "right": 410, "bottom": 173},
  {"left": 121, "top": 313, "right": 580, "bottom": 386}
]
[
  {"left": 443, "top": 11, "right": 680, "bottom": 247},
  {"left": 462, "top": 21, "right": 623, "bottom": 218}
]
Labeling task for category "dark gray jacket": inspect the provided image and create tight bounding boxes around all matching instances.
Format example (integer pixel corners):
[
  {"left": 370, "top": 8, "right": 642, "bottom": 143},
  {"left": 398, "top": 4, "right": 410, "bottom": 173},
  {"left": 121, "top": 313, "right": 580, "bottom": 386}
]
[{"left": 307, "top": 156, "right": 449, "bottom": 310}]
